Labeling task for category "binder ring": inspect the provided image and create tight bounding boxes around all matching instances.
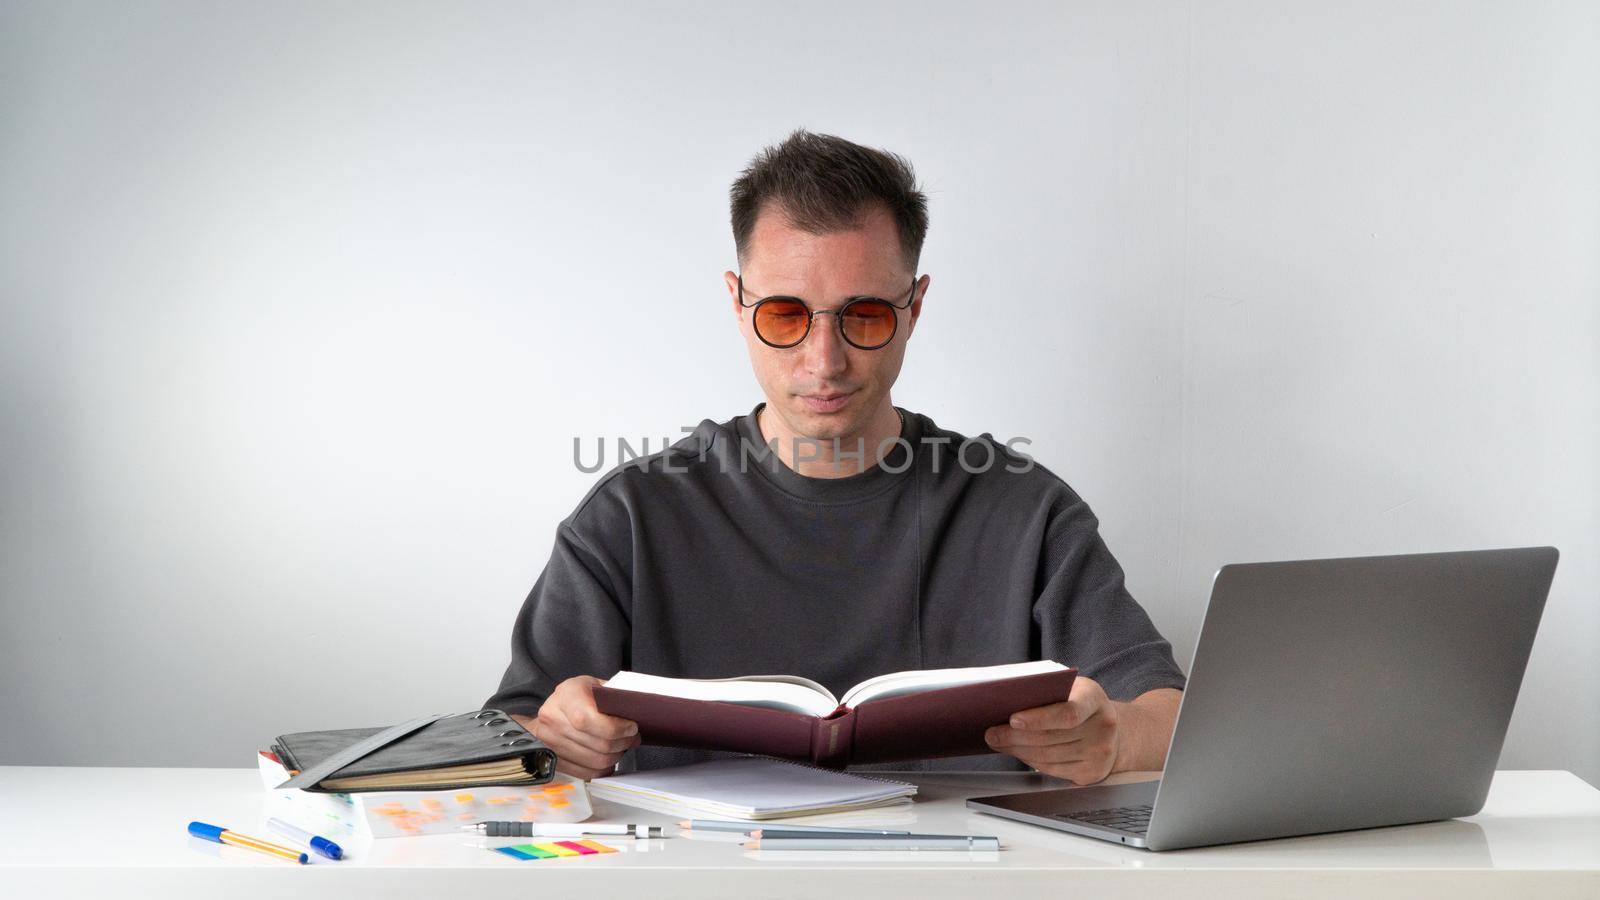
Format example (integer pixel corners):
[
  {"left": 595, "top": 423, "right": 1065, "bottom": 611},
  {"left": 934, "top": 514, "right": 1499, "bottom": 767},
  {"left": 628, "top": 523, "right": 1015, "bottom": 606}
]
[
  {"left": 474, "top": 710, "right": 502, "bottom": 720},
  {"left": 496, "top": 731, "right": 521, "bottom": 739},
  {"left": 501, "top": 738, "right": 535, "bottom": 747},
  {"left": 480, "top": 717, "right": 509, "bottom": 727}
]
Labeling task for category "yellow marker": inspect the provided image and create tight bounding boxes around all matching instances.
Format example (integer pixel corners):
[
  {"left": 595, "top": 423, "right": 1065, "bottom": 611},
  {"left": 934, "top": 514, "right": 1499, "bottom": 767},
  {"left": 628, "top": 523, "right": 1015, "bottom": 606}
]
[{"left": 455, "top": 793, "right": 474, "bottom": 803}]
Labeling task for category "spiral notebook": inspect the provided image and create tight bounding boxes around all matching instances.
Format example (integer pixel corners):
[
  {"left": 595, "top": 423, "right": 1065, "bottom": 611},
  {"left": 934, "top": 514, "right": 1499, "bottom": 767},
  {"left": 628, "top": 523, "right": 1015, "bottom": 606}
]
[{"left": 585, "top": 756, "right": 917, "bottom": 820}]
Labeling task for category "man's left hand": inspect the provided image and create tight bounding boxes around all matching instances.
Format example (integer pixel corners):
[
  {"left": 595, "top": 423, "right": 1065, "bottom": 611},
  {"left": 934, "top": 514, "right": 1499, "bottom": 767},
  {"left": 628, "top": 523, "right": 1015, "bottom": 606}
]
[{"left": 984, "top": 675, "right": 1121, "bottom": 784}]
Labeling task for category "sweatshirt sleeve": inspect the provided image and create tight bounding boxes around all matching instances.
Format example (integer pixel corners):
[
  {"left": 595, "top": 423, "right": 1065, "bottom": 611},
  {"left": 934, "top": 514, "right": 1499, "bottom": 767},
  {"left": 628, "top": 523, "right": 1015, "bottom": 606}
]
[
  {"left": 1033, "top": 493, "right": 1187, "bottom": 701},
  {"left": 484, "top": 517, "right": 633, "bottom": 717}
]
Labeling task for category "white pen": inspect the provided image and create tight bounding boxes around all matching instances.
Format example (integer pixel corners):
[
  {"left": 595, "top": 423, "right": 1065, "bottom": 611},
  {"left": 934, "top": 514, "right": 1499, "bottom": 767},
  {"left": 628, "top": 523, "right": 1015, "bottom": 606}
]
[
  {"left": 464, "top": 821, "right": 665, "bottom": 838},
  {"left": 265, "top": 817, "right": 344, "bottom": 859}
]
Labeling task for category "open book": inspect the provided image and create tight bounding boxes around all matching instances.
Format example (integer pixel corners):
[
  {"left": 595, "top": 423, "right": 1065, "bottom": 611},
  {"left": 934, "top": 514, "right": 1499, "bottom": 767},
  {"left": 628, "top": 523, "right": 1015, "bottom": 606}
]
[{"left": 593, "top": 661, "right": 1076, "bottom": 768}]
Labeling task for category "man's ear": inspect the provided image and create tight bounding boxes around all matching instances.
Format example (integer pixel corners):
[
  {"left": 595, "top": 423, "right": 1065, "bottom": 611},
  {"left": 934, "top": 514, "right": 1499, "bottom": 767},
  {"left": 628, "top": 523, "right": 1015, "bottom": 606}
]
[
  {"left": 725, "top": 270, "right": 743, "bottom": 319},
  {"left": 905, "top": 274, "right": 929, "bottom": 336}
]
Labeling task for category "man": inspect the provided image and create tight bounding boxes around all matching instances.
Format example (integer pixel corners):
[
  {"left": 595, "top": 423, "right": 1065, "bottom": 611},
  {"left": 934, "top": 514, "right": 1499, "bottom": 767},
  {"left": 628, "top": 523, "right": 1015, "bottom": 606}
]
[{"left": 487, "top": 129, "right": 1185, "bottom": 783}]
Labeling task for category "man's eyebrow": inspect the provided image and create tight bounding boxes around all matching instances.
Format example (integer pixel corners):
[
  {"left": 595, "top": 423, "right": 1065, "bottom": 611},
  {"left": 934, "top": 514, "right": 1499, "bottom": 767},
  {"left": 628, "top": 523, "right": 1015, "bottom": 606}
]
[{"left": 741, "top": 279, "right": 912, "bottom": 303}]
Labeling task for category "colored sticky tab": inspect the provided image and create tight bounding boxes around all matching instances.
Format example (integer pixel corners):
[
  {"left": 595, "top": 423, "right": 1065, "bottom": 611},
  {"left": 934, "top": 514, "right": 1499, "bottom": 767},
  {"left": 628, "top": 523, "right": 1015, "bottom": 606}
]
[
  {"left": 532, "top": 842, "right": 579, "bottom": 857},
  {"left": 510, "top": 844, "right": 557, "bottom": 859},
  {"left": 573, "top": 839, "right": 617, "bottom": 854},
  {"left": 553, "top": 840, "right": 597, "bottom": 855},
  {"left": 495, "top": 846, "right": 537, "bottom": 860}
]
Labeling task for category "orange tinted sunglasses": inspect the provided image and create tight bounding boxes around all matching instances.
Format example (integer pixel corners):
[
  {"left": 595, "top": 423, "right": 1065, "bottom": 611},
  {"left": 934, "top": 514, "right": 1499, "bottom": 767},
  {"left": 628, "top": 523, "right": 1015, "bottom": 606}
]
[{"left": 737, "top": 275, "right": 917, "bottom": 350}]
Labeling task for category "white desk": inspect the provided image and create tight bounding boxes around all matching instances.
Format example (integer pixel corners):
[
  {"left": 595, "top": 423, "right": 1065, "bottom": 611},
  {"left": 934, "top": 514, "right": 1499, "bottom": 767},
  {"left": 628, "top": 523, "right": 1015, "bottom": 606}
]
[{"left": 2, "top": 767, "right": 1597, "bottom": 898}]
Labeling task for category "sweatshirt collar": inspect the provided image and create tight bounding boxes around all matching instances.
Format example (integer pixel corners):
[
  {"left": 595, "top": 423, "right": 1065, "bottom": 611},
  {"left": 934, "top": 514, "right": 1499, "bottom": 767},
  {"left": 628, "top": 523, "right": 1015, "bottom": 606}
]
[{"left": 730, "top": 403, "right": 920, "bottom": 503}]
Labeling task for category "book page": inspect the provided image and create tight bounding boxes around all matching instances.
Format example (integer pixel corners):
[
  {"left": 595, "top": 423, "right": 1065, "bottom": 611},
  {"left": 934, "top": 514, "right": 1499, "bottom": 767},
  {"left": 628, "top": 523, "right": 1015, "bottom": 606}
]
[
  {"left": 839, "top": 660, "right": 1068, "bottom": 708},
  {"left": 604, "top": 671, "right": 839, "bottom": 718}
]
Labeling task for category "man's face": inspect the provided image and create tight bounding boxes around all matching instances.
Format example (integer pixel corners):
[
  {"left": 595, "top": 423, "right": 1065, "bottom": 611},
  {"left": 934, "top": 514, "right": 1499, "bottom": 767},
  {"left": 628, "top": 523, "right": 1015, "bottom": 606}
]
[{"left": 724, "top": 203, "right": 925, "bottom": 442}]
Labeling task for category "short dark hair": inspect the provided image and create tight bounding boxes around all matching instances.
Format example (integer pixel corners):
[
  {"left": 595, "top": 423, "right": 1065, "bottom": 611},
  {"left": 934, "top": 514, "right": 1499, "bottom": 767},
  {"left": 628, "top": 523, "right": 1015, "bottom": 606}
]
[{"left": 730, "top": 129, "right": 929, "bottom": 272}]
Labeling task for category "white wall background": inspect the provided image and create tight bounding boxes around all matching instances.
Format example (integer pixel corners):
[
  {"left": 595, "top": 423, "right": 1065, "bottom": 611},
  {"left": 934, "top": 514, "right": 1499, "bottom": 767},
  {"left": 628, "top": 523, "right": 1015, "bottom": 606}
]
[{"left": 2, "top": 1, "right": 1595, "bottom": 783}]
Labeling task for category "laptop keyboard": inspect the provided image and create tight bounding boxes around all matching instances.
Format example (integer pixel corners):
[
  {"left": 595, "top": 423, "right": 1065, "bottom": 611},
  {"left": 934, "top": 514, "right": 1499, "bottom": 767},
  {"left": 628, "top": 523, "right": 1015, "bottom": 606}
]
[{"left": 1053, "top": 803, "right": 1153, "bottom": 835}]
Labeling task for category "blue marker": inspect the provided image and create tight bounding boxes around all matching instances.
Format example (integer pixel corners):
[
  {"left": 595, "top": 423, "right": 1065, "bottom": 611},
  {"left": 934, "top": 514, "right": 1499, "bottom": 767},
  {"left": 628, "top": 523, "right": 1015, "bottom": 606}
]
[{"left": 266, "top": 817, "right": 344, "bottom": 860}]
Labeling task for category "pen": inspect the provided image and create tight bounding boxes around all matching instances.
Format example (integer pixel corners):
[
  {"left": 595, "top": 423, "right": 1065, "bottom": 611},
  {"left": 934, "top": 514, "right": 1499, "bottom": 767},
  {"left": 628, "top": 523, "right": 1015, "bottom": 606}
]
[
  {"left": 679, "top": 819, "right": 912, "bottom": 835},
  {"left": 188, "top": 821, "right": 308, "bottom": 863},
  {"left": 464, "top": 821, "right": 665, "bottom": 838},
  {"left": 266, "top": 816, "right": 344, "bottom": 859},
  {"left": 744, "top": 834, "right": 1001, "bottom": 851}
]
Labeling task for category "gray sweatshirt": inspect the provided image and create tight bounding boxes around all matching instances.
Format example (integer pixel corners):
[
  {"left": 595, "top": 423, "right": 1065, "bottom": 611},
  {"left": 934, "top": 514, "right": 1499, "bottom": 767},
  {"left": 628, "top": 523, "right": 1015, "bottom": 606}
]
[{"left": 487, "top": 405, "right": 1186, "bottom": 771}]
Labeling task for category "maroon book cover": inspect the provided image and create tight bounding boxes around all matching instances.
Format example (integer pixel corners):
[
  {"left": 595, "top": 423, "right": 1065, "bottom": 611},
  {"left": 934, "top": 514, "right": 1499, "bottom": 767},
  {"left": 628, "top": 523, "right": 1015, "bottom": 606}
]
[{"left": 592, "top": 668, "right": 1076, "bottom": 768}]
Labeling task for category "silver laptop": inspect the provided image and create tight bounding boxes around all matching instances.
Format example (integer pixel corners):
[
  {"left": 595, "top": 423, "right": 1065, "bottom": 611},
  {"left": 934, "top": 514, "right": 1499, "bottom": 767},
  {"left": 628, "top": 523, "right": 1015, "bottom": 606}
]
[{"left": 968, "top": 546, "right": 1558, "bottom": 851}]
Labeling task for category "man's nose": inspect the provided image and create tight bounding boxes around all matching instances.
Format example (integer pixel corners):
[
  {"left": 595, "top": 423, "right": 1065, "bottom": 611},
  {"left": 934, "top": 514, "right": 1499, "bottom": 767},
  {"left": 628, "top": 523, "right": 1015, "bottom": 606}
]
[{"left": 801, "top": 311, "right": 849, "bottom": 378}]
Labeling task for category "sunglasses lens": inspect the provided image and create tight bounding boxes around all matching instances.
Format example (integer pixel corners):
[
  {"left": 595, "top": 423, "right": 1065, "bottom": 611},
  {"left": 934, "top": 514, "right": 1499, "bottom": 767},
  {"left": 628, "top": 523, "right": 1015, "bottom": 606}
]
[
  {"left": 841, "top": 300, "right": 897, "bottom": 349},
  {"left": 754, "top": 299, "right": 810, "bottom": 346}
]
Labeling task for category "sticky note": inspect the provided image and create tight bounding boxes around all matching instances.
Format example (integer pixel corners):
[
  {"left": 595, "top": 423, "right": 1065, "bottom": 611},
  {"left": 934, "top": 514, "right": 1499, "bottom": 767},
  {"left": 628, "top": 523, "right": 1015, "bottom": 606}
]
[{"left": 491, "top": 841, "right": 611, "bottom": 861}]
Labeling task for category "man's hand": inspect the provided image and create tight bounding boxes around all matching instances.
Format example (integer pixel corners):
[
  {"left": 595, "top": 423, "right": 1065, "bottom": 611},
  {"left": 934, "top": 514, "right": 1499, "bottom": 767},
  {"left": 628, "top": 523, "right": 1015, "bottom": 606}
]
[
  {"left": 510, "top": 675, "right": 641, "bottom": 780},
  {"left": 983, "top": 677, "right": 1180, "bottom": 784}
]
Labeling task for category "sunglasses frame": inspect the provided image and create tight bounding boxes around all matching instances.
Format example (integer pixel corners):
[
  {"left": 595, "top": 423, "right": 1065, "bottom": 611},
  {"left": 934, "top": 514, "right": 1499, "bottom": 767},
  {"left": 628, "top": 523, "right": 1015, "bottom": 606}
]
[{"left": 737, "top": 274, "right": 918, "bottom": 350}]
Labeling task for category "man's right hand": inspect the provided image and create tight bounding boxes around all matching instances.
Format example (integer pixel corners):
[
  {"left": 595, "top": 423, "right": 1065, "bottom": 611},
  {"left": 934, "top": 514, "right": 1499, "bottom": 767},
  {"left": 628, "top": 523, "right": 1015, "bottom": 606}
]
[{"left": 511, "top": 675, "right": 641, "bottom": 780}]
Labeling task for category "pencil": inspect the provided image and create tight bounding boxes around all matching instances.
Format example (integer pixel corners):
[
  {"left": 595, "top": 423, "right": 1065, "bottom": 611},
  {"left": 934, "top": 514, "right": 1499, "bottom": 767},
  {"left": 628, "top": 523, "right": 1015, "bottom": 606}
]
[
  {"left": 749, "top": 827, "right": 916, "bottom": 838},
  {"left": 744, "top": 835, "right": 1001, "bottom": 851}
]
